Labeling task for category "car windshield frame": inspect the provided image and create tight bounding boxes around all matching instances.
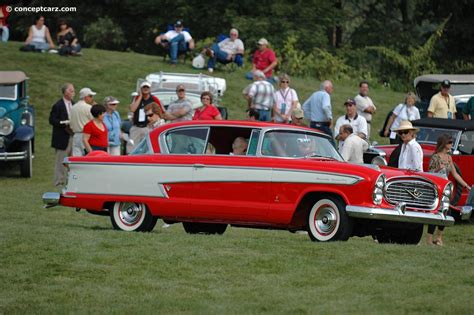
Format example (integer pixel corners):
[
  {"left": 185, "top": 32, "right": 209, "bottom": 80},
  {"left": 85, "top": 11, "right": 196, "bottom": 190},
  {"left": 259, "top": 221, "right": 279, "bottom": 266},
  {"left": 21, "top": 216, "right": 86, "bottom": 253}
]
[
  {"left": 416, "top": 126, "right": 461, "bottom": 148},
  {"left": 259, "top": 128, "right": 343, "bottom": 161},
  {"left": 0, "top": 84, "right": 17, "bottom": 101}
]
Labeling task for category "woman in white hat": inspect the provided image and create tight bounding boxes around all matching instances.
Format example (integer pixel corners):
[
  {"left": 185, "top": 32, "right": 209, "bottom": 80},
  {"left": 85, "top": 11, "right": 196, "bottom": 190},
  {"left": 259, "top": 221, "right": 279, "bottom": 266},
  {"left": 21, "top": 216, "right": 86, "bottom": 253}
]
[{"left": 395, "top": 120, "right": 423, "bottom": 171}]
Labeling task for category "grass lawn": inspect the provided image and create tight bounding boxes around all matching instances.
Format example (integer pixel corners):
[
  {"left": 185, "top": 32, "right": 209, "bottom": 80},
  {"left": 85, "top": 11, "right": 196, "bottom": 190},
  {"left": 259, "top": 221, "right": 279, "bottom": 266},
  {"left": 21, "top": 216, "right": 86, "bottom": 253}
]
[{"left": 1, "top": 42, "right": 473, "bottom": 313}]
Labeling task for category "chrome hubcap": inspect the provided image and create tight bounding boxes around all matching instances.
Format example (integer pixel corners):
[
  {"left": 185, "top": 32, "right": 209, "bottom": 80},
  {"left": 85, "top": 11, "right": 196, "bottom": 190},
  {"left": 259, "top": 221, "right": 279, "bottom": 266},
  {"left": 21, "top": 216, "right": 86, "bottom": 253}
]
[
  {"left": 315, "top": 207, "right": 337, "bottom": 235},
  {"left": 119, "top": 202, "right": 144, "bottom": 226}
]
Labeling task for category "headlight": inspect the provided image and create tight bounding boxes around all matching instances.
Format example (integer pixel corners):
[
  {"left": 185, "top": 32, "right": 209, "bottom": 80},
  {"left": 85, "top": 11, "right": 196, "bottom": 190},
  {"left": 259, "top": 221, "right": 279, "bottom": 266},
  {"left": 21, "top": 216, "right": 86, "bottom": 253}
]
[
  {"left": 440, "top": 182, "right": 453, "bottom": 215},
  {"left": 443, "top": 182, "right": 453, "bottom": 198},
  {"left": 0, "top": 118, "right": 14, "bottom": 136},
  {"left": 373, "top": 174, "right": 386, "bottom": 205}
]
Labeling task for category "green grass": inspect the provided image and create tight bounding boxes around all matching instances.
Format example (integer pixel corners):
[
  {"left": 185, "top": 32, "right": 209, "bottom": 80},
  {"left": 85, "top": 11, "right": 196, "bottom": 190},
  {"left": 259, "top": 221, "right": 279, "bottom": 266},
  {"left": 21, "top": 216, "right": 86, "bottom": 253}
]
[{"left": 1, "top": 42, "right": 474, "bottom": 313}]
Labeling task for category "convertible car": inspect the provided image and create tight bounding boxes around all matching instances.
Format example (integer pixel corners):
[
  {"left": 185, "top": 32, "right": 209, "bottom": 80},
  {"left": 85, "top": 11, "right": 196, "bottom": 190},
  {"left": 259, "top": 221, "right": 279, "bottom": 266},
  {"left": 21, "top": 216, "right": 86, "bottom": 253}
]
[{"left": 43, "top": 121, "right": 456, "bottom": 244}]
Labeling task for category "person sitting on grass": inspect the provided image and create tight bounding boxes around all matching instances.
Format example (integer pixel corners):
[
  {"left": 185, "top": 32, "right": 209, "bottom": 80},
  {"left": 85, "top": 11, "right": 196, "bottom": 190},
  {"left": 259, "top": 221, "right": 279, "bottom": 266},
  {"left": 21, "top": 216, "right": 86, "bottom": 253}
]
[
  {"left": 154, "top": 20, "right": 195, "bottom": 65},
  {"left": 23, "top": 15, "right": 55, "bottom": 52},
  {"left": 57, "top": 18, "right": 81, "bottom": 56},
  {"left": 204, "top": 28, "right": 244, "bottom": 73}
]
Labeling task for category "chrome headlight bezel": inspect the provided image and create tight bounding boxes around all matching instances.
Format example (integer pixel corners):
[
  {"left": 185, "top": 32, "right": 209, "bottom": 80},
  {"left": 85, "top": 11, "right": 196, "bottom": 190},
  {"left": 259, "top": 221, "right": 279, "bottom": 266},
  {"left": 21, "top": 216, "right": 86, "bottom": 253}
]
[
  {"left": 441, "top": 182, "right": 453, "bottom": 213},
  {"left": 0, "top": 118, "right": 14, "bottom": 136},
  {"left": 373, "top": 174, "right": 386, "bottom": 205}
]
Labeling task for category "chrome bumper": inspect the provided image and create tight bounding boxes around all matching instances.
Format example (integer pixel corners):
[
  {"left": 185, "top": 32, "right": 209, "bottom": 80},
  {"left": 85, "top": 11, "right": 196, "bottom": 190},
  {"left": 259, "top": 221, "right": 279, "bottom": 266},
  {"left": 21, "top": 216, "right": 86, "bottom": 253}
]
[
  {"left": 0, "top": 151, "right": 27, "bottom": 161},
  {"left": 346, "top": 204, "right": 455, "bottom": 226},
  {"left": 460, "top": 206, "right": 473, "bottom": 221},
  {"left": 42, "top": 192, "right": 60, "bottom": 208}
]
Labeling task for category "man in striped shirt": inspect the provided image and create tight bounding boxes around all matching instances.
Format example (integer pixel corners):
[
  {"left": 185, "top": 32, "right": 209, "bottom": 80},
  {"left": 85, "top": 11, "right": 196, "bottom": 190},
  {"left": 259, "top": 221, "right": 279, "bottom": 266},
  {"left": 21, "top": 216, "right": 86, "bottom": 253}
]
[{"left": 245, "top": 70, "right": 275, "bottom": 121}]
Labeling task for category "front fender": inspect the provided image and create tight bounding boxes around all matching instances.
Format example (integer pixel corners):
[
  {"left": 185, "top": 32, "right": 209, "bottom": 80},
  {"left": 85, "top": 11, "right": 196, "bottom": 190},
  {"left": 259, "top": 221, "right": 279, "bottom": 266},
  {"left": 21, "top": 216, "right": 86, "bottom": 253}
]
[{"left": 13, "top": 125, "right": 34, "bottom": 142}]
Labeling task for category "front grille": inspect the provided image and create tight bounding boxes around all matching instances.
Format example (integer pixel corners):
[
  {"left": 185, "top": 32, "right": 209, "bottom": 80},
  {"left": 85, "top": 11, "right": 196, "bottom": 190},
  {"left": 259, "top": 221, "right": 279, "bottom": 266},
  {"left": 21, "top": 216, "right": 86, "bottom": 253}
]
[{"left": 385, "top": 180, "right": 438, "bottom": 210}]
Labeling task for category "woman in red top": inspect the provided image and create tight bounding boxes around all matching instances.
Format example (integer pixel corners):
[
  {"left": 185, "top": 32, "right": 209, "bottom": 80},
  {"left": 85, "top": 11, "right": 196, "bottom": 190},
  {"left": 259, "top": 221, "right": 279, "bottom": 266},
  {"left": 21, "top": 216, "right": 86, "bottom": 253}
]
[
  {"left": 192, "top": 91, "right": 223, "bottom": 120},
  {"left": 83, "top": 104, "right": 108, "bottom": 153}
]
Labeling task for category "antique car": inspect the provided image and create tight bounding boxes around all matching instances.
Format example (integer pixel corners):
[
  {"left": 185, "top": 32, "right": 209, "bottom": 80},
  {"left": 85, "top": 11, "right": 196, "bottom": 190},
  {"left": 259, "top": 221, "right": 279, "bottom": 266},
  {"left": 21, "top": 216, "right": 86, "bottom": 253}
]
[
  {"left": 0, "top": 71, "right": 35, "bottom": 177},
  {"left": 414, "top": 74, "right": 474, "bottom": 119},
  {"left": 365, "top": 118, "right": 474, "bottom": 218},
  {"left": 43, "top": 121, "right": 456, "bottom": 244}
]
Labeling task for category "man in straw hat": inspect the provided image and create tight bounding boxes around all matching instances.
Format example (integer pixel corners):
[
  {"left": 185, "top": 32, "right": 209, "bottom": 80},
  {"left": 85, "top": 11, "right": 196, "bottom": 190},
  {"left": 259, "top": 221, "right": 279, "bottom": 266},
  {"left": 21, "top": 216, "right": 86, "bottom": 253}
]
[{"left": 394, "top": 120, "right": 423, "bottom": 171}]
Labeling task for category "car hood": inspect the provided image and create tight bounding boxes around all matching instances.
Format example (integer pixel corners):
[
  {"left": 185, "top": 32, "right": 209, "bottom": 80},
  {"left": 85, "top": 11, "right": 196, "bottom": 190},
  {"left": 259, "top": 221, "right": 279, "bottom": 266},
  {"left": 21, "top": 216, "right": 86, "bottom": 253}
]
[{"left": 0, "top": 100, "right": 18, "bottom": 118}]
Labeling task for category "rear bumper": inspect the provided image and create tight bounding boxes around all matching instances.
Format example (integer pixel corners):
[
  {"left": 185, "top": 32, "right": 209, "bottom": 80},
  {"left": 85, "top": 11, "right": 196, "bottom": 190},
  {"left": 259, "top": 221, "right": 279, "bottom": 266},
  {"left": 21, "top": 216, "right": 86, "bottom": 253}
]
[
  {"left": 346, "top": 204, "right": 455, "bottom": 226},
  {"left": 43, "top": 192, "right": 60, "bottom": 208}
]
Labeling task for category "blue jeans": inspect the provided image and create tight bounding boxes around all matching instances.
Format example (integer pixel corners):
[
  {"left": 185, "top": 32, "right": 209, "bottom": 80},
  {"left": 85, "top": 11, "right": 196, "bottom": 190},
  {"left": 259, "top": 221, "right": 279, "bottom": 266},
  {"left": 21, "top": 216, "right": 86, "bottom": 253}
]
[
  {"left": 245, "top": 71, "right": 276, "bottom": 83},
  {"left": 310, "top": 121, "right": 336, "bottom": 147},
  {"left": 169, "top": 33, "right": 187, "bottom": 64},
  {"left": 257, "top": 109, "right": 271, "bottom": 122},
  {"left": 1, "top": 26, "right": 9, "bottom": 42},
  {"left": 207, "top": 43, "right": 243, "bottom": 69},
  {"left": 30, "top": 41, "right": 50, "bottom": 51}
]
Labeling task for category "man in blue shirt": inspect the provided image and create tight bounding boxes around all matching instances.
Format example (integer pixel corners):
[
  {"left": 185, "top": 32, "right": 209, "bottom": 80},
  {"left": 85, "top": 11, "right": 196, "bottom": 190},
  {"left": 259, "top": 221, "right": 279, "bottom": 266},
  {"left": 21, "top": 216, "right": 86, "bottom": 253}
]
[{"left": 302, "top": 80, "right": 334, "bottom": 144}]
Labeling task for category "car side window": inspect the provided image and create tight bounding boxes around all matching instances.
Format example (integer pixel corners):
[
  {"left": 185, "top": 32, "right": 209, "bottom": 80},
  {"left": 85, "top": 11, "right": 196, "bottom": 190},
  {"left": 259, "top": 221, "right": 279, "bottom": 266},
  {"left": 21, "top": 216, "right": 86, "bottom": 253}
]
[
  {"left": 247, "top": 130, "right": 260, "bottom": 156},
  {"left": 165, "top": 127, "right": 209, "bottom": 154},
  {"left": 458, "top": 131, "right": 474, "bottom": 155}
]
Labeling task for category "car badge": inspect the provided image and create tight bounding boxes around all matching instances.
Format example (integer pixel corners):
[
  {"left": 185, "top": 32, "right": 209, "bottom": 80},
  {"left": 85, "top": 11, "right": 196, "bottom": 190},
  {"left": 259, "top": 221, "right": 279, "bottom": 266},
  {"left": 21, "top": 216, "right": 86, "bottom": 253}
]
[{"left": 406, "top": 188, "right": 423, "bottom": 199}]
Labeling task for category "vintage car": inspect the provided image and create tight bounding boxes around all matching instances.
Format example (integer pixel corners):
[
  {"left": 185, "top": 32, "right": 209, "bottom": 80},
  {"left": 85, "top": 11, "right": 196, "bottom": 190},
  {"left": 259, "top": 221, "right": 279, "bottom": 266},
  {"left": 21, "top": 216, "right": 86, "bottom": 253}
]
[
  {"left": 0, "top": 71, "right": 35, "bottom": 177},
  {"left": 366, "top": 118, "right": 474, "bottom": 217},
  {"left": 414, "top": 74, "right": 474, "bottom": 119},
  {"left": 43, "top": 121, "right": 456, "bottom": 244}
]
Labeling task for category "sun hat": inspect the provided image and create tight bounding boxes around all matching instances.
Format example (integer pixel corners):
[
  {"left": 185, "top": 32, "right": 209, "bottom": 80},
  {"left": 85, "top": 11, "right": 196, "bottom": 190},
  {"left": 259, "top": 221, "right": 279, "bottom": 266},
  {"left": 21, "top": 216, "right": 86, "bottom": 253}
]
[
  {"left": 140, "top": 81, "right": 151, "bottom": 88},
  {"left": 394, "top": 120, "right": 419, "bottom": 132},
  {"left": 103, "top": 96, "right": 119, "bottom": 104}
]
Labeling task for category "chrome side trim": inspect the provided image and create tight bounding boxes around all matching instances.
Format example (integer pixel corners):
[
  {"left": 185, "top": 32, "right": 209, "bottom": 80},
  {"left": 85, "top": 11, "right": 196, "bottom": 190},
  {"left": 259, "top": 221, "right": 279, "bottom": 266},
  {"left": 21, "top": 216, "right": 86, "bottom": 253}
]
[
  {"left": 346, "top": 205, "right": 455, "bottom": 226},
  {"left": 0, "top": 151, "right": 27, "bottom": 161},
  {"left": 42, "top": 192, "right": 60, "bottom": 208}
]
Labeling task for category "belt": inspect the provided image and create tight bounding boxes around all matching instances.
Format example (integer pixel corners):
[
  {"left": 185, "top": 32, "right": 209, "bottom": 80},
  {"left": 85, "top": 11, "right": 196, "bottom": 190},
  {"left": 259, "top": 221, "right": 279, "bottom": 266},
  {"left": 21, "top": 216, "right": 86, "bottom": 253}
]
[
  {"left": 367, "top": 121, "right": 372, "bottom": 124},
  {"left": 311, "top": 121, "right": 330, "bottom": 126}
]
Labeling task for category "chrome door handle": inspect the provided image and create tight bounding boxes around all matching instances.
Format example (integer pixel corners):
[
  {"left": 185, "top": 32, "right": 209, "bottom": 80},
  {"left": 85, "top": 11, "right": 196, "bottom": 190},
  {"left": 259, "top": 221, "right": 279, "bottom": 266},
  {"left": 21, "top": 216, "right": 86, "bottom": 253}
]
[{"left": 193, "top": 164, "right": 205, "bottom": 168}]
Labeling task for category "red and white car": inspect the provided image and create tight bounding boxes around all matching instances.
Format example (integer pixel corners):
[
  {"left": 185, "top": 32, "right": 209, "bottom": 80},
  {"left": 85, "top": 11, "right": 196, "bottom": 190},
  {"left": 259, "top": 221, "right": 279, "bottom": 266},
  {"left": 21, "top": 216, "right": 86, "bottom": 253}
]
[{"left": 43, "top": 121, "right": 455, "bottom": 244}]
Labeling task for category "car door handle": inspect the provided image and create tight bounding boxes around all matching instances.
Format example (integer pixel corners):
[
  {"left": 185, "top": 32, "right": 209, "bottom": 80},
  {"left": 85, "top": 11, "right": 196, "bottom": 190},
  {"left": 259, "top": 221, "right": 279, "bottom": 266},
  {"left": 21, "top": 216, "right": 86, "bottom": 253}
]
[{"left": 193, "top": 164, "right": 205, "bottom": 168}]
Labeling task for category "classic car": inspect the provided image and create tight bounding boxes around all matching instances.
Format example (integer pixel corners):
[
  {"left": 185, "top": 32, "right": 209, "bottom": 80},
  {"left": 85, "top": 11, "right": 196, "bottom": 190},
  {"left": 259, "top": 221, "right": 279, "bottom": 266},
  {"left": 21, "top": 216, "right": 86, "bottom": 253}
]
[
  {"left": 414, "top": 74, "right": 474, "bottom": 119},
  {"left": 0, "top": 71, "right": 35, "bottom": 177},
  {"left": 366, "top": 118, "right": 474, "bottom": 217},
  {"left": 43, "top": 121, "right": 456, "bottom": 244}
]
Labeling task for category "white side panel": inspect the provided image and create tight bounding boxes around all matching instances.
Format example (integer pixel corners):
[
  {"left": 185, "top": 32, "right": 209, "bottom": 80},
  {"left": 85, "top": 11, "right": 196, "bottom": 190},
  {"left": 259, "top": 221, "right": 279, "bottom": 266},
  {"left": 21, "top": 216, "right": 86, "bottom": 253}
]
[
  {"left": 67, "top": 164, "right": 193, "bottom": 197},
  {"left": 272, "top": 169, "right": 361, "bottom": 185}
]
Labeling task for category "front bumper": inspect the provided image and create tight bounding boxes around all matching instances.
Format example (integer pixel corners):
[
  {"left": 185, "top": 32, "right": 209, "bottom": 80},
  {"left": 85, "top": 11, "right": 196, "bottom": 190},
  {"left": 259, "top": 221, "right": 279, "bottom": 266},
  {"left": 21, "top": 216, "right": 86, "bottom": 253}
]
[
  {"left": 346, "top": 204, "right": 455, "bottom": 226},
  {"left": 43, "top": 192, "right": 60, "bottom": 208},
  {"left": 0, "top": 150, "right": 27, "bottom": 161}
]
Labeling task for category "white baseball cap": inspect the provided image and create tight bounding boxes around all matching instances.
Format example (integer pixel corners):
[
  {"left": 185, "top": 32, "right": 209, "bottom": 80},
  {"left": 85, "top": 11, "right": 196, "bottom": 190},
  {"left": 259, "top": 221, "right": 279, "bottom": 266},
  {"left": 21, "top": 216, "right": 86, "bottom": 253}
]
[
  {"left": 140, "top": 81, "right": 151, "bottom": 88},
  {"left": 79, "top": 87, "right": 97, "bottom": 99}
]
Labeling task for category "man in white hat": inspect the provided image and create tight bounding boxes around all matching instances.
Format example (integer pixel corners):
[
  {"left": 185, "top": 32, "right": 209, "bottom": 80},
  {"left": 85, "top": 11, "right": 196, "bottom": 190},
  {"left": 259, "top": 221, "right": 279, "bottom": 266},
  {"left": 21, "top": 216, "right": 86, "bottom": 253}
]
[
  {"left": 245, "top": 38, "right": 277, "bottom": 82},
  {"left": 70, "top": 87, "right": 96, "bottom": 156},
  {"left": 395, "top": 120, "right": 423, "bottom": 171},
  {"left": 128, "top": 81, "right": 164, "bottom": 153}
]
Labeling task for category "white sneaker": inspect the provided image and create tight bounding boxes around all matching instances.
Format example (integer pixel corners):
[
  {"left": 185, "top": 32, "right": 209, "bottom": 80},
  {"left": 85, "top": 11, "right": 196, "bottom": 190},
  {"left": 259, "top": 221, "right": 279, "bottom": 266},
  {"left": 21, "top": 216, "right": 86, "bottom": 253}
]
[
  {"left": 49, "top": 49, "right": 58, "bottom": 54},
  {"left": 162, "top": 223, "right": 171, "bottom": 228},
  {"left": 208, "top": 68, "right": 214, "bottom": 73}
]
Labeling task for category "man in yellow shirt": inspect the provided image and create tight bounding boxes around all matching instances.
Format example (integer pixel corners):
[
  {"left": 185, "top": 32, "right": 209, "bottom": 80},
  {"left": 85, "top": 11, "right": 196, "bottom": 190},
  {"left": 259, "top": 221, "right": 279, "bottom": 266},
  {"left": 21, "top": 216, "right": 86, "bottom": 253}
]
[{"left": 427, "top": 80, "right": 456, "bottom": 119}]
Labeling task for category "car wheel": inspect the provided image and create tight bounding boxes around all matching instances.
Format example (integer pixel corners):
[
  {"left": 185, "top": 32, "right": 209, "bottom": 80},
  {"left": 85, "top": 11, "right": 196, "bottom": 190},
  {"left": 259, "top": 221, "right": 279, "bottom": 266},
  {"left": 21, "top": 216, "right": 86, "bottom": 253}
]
[
  {"left": 307, "top": 197, "right": 353, "bottom": 242},
  {"left": 374, "top": 225, "right": 423, "bottom": 245},
  {"left": 20, "top": 140, "right": 33, "bottom": 178},
  {"left": 110, "top": 202, "right": 157, "bottom": 232},
  {"left": 182, "top": 222, "right": 227, "bottom": 235}
]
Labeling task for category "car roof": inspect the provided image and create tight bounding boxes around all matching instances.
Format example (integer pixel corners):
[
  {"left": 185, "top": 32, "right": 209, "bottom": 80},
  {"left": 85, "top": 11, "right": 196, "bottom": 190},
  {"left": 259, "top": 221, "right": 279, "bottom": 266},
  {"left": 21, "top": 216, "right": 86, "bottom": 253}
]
[
  {"left": 412, "top": 118, "right": 474, "bottom": 131},
  {"left": 0, "top": 71, "right": 28, "bottom": 84},
  {"left": 149, "top": 120, "right": 330, "bottom": 138},
  {"left": 414, "top": 74, "right": 474, "bottom": 86}
]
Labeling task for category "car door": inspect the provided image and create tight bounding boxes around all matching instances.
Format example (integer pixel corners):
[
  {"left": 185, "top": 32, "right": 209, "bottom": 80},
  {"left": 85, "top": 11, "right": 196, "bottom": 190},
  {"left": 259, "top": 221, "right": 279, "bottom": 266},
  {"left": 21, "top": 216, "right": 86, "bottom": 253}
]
[
  {"left": 191, "top": 154, "right": 272, "bottom": 223},
  {"left": 452, "top": 130, "right": 474, "bottom": 203}
]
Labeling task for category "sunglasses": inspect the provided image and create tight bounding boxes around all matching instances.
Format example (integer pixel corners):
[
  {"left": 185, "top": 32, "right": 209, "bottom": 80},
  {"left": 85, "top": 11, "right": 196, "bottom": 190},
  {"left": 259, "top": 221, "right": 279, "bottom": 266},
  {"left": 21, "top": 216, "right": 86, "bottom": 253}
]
[
  {"left": 146, "top": 113, "right": 154, "bottom": 118},
  {"left": 281, "top": 80, "right": 289, "bottom": 83},
  {"left": 177, "top": 89, "right": 185, "bottom": 92},
  {"left": 201, "top": 97, "right": 211, "bottom": 100},
  {"left": 448, "top": 141, "right": 453, "bottom": 144},
  {"left": 398, "top": 130, "right": 410, "bottom": 135}
]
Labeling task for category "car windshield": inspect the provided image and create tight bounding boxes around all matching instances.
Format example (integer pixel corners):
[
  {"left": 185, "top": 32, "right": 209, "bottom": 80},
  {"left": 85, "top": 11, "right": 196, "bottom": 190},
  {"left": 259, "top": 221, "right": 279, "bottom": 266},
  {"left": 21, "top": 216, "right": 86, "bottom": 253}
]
[
  {"left": 261, "top": 130, "right": 343, "bottom": 161},
  {"left": 0, "top": 84, "right": 17, "bottom": 100},
  {"left": 416, "top": 127, "right": 460, "bottom": 145},
  {"left": 450, "top": 84, "right": 474, "bottom": 96}
]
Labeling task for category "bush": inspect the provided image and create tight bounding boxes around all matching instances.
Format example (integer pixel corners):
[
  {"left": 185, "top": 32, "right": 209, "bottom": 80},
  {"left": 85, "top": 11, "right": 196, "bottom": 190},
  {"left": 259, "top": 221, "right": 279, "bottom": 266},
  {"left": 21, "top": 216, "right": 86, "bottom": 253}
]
[{"left": 83, "top": 17, "right": 126, "bottom": 51}]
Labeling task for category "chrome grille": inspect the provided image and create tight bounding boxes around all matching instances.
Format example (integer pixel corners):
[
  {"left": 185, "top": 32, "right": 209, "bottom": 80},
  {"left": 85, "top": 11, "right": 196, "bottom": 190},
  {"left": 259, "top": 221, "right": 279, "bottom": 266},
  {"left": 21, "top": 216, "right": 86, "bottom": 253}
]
[{"left": 385, "top": 180, "right": 438, "bottom": 210}]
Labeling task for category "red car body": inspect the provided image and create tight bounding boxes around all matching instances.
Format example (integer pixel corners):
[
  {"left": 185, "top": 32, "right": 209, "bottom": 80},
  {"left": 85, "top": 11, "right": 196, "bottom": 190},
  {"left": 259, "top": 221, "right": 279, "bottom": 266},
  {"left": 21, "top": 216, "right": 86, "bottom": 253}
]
[{"left": 43, "top": 121, "right": 455, "bottom": 244}]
